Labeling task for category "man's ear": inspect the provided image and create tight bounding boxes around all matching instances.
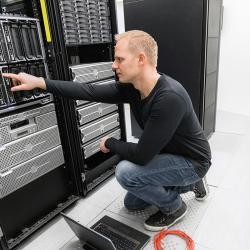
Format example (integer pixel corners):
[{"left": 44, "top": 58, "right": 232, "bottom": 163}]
[{"left": 138, "top": 52, "right": 146, "bottom": 65}]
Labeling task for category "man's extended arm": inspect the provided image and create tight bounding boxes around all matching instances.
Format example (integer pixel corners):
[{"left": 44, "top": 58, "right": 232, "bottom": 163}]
[
  {"left": 45, "top": 79, "right": 130, "bottom": 104},
  {"left": 2, "top": 72, "right": 131, "bottom": 104}
]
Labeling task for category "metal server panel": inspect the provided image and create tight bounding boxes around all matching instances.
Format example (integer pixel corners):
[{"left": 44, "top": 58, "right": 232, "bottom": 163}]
[
  {"left": 0, "top": 125, "right": 61, "bottom": 172},
  {"left": 70, "top": 62, "right": 114, "bottom": 83},
  {"left": 77, "top": 102, "right": 118, "bottom": 126},
  {"left": 83, "top": 128, "right": 120, "bottom": 159},
  {"left": 0, "top": 145, "right": 64, "bottom": 199},
  {"left": 80, "top": 112, "right": 119, "bottom": 144},
  {"left": 0, "top": 37, "right": 6, "bottom": 63},
  {"left": 74, "top": 78, "right": 117, "bottom": 108},
  {"left": 0, "top": 103, "right": 57, "bottom": 144}
]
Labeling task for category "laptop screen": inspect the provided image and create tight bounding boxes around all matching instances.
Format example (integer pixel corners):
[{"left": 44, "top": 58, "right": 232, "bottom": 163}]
[{"left": 61, "top": 213, "right": 116, "bottom": 250}]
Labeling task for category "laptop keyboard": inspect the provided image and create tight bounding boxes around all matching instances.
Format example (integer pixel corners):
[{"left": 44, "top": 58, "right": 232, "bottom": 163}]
[{"left": 94, "top": 223, "right": 139, "bottom": 250}]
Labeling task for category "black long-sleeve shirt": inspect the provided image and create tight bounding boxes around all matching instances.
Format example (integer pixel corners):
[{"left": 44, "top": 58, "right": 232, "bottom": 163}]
[{"left": 46, "top": 73, "right": 211, "bottom": 177}]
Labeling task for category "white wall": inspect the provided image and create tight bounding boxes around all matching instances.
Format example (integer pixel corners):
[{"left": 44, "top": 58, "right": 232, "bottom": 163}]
[
  {"left": 115, "top": 0, "right": 125, "bottom": 33},
  {"left": 217, "top": 0, "right": 250, "bottom": 116}
]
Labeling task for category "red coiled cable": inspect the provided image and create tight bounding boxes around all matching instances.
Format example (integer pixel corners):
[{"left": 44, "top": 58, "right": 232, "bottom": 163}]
[{"left": 154, "top": 229, "right": 194, "bottom": 250}]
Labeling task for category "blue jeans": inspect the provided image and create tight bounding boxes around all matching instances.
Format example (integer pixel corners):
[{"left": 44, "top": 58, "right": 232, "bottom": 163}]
[{"left": 115, "top": 154, "right": 200, "bottom": 214}]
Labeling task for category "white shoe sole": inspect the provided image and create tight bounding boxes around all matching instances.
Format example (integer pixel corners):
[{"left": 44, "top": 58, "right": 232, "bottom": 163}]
[
  {"left": 195, "top": 194, "right": 209, "bottom": 201},
  {"left": 143, "top": 208, "right": 188, "bottom": 232}
]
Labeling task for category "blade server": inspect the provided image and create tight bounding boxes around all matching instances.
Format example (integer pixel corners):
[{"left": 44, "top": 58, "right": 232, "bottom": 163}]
[
  {"left": 0, "top": 14, "right": 65, "bottom": 201},
  {"left": 0, "top": 65, "right": 52, "bottom": 113},
  {"left": 59, "top": 0, "right": 112, "bottom": 45},
  {"left": 0, "top": 15, "right": 53, "bottom": 114},
  {"left": 0, "top": 15, "right": 45, "bottom": 62}
]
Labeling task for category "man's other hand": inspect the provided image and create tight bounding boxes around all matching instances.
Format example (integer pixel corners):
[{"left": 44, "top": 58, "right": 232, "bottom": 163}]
[
  {"left": 100, "top": 136, "right": 110, "bottom": 153},
  {"left": 1, "top": 72, "right": 46, "bottom": 91}
]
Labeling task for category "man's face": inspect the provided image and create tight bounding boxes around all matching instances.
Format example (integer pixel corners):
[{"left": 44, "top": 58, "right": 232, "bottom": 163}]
[{"left": 112, "top": 38, "right": 140, "bottom": 83}]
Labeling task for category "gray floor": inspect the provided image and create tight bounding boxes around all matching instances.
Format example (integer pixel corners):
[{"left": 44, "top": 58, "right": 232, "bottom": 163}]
[{"left": 16, "top": 110, "right": 250, "bottom": 250}]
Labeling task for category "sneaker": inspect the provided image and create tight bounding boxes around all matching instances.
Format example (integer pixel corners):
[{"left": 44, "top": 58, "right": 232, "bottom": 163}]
[
  {"left": 144, "top": 201, "right": 187, "bottom": 231},
  {"left": 193, "top": 177, "right": 209, "bottom": 201}
]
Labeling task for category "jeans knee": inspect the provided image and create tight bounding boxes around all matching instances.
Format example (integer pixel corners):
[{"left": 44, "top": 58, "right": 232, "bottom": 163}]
[
  {"left": 123, "top": 192, "right": 151, "bottom": 210},
  {"left": 115, "top": 160, "right": 136, "bottom": 187}
]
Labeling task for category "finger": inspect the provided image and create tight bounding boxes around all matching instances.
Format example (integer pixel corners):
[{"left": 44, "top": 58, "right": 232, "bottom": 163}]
[
  {"left": 11, "top": 79, "right": 20, "bottom": 86},
  {"left": 1, "top": 73, "right": 21, "bottom": 81},
  {"left": 11, "top": 85, "right": 26, "bottom": 92}
]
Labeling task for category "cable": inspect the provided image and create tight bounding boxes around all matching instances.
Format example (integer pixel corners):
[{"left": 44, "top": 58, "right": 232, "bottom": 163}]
[{"left": 154, "top": 229, "right": 194, "bottom": 250}]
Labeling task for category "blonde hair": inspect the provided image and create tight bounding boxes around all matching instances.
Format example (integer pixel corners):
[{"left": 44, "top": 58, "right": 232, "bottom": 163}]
[{"left": 115, "top": 30, "right": 158, "bottom": 67}]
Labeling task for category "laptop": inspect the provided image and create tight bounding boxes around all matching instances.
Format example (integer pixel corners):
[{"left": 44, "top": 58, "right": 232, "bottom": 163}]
[{"left": 61, "top": 213, "right": 150, "bottom": 250}]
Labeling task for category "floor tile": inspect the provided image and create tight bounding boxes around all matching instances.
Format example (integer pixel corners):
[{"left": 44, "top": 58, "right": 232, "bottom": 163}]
[
  {"left": 80, "top": 176, "right": 125, "bottom": 209},
  {"left": 209, "top": 132, "right": 243, "bottom": 155},
  {"left": 59, "top": 237, "right": 83, "bottom": 250},
  {"left": 220, "top": 131, "right": 250, "bottom": 192},
  {"left": 194, "top": 187, "right": 250, "bottom": 250},
  {"left": 216, "top": 110, "right": 250, "bottom": 134},
  {"left": 195, "top": 243, "right": 215, "bottom": 250},
  {"left": 15, "top": 216, "right": 75, "bottom": 250},
  {"left": 207, "top": 132, "right": 244, "bottom": 186},
  {"left": 63, "top": 201, "right": 104, "bottom": 226}
]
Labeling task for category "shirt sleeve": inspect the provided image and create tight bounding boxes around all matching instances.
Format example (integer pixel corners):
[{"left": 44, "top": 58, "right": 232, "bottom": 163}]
[
  {"left": 105, "top": 92, "right": 187, "bottom": 165},
  {"left": 45, "top": 79, "right": 131, "bottom": 104}
]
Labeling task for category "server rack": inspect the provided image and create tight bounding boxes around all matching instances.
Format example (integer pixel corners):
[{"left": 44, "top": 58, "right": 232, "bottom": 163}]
[
  {"left": 0, "top": 12, "right": 80, "bottom": 249},
  {"left": 52, "top": 0, "right": 126, "bottom": 193},
  {"left": 123, "top": 0, "right": 223, "bottom": 138},
  {"left": 0, "top": 0, "right": 124, "bottom": 248}
]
